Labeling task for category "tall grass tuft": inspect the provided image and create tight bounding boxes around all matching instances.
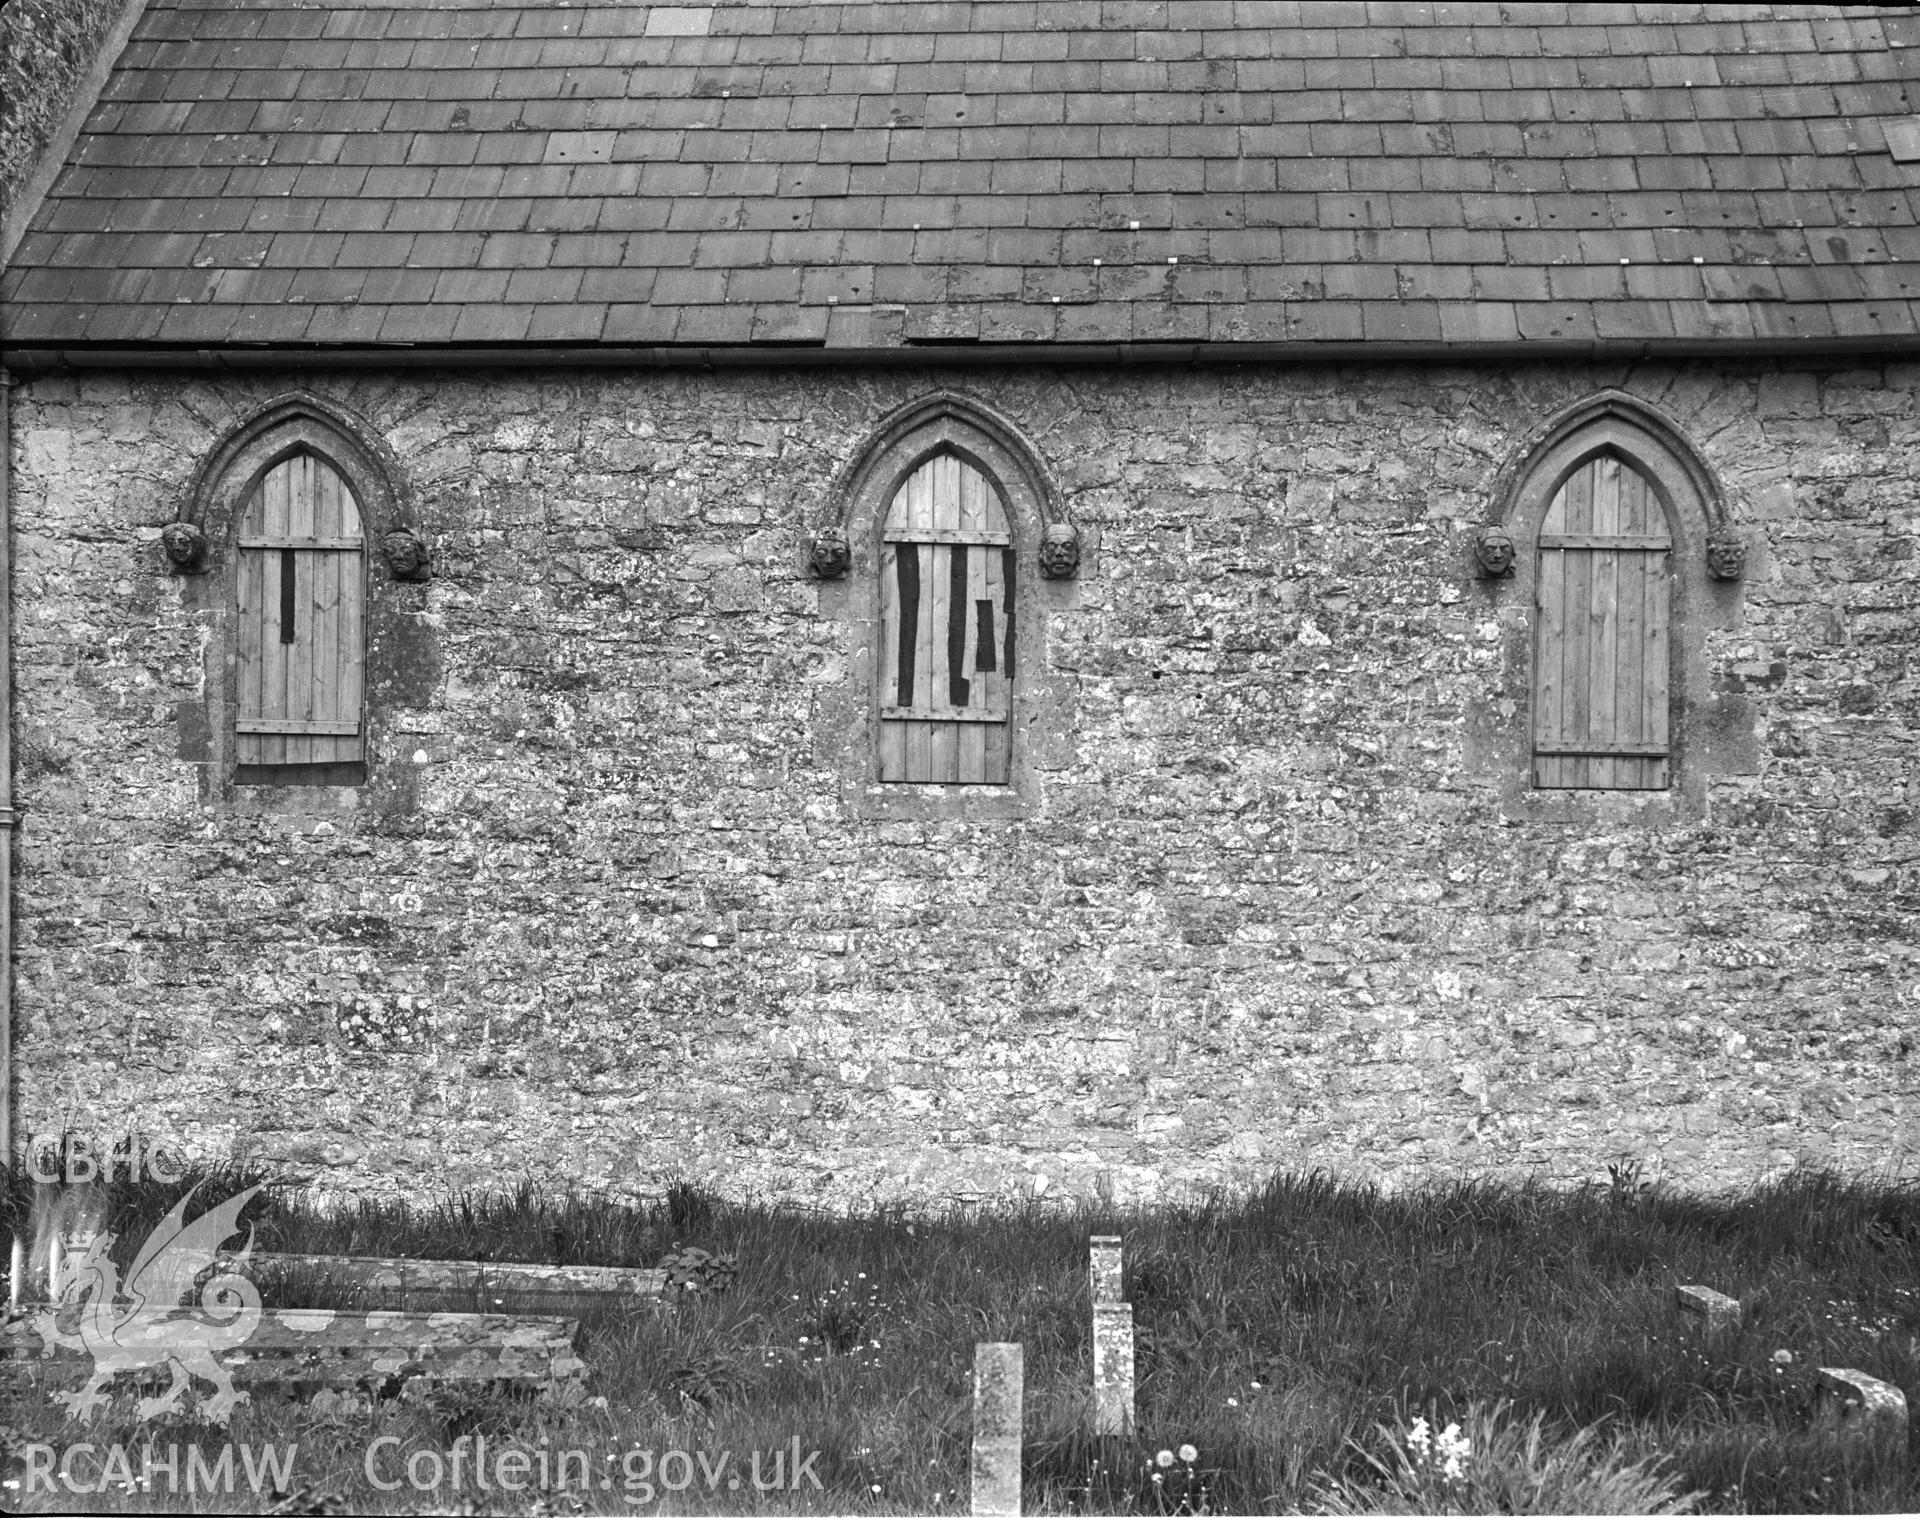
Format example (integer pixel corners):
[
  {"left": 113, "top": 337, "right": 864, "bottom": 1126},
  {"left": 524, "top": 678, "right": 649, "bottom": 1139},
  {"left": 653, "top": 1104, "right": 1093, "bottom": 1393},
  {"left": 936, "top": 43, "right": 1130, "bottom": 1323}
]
[{"left": 1311, "top": 1400, "right": 1702, "bottom": 1515}]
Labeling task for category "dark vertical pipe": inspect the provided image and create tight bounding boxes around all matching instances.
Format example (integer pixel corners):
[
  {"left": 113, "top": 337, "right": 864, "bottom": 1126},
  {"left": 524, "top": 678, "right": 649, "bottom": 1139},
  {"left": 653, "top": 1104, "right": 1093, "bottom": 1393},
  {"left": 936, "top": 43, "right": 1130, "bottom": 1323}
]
[{"left": 0, "top": 368, "right": 15, "bottom": 1169}]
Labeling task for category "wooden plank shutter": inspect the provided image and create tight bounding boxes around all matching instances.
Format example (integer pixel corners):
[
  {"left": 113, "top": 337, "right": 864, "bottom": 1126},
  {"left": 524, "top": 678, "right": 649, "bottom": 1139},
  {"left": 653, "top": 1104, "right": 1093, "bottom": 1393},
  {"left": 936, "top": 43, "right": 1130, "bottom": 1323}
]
[
  {"left": 878, "top": 454, "right": 1013, "bottom": 784},
  {"left": 1533, "top": 453, "right": 1670, "bottom": 790},
  {"left": 236, "top": 452, "right": 367, "bottom": 765}
]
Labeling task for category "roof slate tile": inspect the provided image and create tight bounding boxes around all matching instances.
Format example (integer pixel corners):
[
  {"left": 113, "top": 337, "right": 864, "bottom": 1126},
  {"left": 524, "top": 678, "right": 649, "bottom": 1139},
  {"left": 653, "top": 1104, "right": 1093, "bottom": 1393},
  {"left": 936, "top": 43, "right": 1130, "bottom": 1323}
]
[
  {"left": 376, "top": 303, "right": 462, "bottom": 342},
  {"left": 746, "top": 303, "right": 827, "bottom": 343},
  {"left": 353, "top": 267, "right": 438, "bottom": 304},
  {"left": 580, "top": 267, "right": 655, "bottom": 302},
  {"left": 386, "top": 200, "right": 468, "bottom": 234},
  {"left": 285, "top": 267, "right": 369, "bottom": 303},
  {"left": 67, "top": 303, "right": 151, "bottom": 341},
  {"left": 902, "top": 303, "right": 981, "bottom": 341},
  {"left": 152, "top": 303, "right": 241, "bottom": 343},
  {"left": 450, "top": 303, "right": 537, "bottom": 341},
  {"left": 1591, "top": 300, "right": 1681, "bottom": 340},
  {"left": 478, "top": 233, "right": 558, "bottom": 270},
  {"left": 1322, "top": 265, "right": 1401, "bottom": 301},
  {"left": 667, "top": 304, "right": 752, "bottom": 342},
  {"left": 434, "top": 269, "right": 514, "bottom": 304},
  {"left": 240, "top": 200, "right": 326, "bottom": 234},
  {"left": 1284, "top": 301, "right": 1361, "bottom": 341},
  {"left": 523, "top": 302, "right": 607, "bottom": 341}
]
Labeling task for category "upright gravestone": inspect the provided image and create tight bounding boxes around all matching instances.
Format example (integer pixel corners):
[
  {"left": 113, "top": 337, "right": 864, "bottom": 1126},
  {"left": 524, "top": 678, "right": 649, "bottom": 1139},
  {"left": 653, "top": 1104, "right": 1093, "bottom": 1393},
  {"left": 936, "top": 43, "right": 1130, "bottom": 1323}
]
[
  {"left": 1090, "top": 1234, "right": 1135, "bottom": 1436},
  {"left": 972, "top": 1342, "right": 1023, "bottom": 1516}
]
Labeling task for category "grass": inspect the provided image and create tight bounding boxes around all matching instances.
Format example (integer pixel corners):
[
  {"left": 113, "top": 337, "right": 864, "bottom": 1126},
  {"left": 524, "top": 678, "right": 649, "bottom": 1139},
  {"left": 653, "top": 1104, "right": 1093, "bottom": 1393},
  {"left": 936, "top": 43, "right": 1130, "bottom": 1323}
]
[{"left": 1, "top": 1163, "right": 1916, "bottom": 1513}]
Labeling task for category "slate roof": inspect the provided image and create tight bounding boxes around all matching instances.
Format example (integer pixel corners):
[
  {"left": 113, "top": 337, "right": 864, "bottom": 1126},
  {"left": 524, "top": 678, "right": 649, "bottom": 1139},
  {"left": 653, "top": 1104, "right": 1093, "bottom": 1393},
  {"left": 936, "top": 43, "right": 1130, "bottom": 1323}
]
[{"left": 4, "top": 0, "right": 1920, "bottom": 361}]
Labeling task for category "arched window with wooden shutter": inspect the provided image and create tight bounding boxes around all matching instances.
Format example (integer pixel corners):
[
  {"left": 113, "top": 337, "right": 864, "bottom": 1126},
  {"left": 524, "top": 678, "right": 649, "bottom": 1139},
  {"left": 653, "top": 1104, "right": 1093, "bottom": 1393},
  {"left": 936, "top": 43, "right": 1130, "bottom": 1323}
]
[
  {"left": 878, "top": 452, "right": 1014, "bottom": 785},
  {"left": 235, "top": 450, "right": 367, "bottom": 765},
  {"left": 1533, "top": 451, "right": 1670, "bottom": 790}
]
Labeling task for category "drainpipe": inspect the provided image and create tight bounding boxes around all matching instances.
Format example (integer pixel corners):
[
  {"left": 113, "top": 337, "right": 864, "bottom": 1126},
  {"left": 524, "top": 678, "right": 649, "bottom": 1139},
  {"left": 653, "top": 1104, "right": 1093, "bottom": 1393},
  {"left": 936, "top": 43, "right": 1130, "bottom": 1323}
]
[{"left": 0, "top": 366, "right": 13, "bottom": 1172}]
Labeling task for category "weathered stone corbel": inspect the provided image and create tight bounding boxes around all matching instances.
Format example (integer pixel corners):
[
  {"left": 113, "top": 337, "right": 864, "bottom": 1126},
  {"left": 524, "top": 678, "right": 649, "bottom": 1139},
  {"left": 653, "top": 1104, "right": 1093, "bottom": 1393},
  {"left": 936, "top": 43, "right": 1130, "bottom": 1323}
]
[
  {"left": 808, "top": 529, "right": 851, "bottom": 579},
  {"left": 381, "top": 529, "right": 432, "bottom": 582},
  {"left": 1038, "top": 522, "right": 1080, "bottom": 579},
  {"left": 160, "top": 521, "right": 209, "bottom": 573},
  {"left": 1706, "top": 529, "right": 1746, "bottom": 582},
  {"left": 1472, "top": 524, "right": 1516, "bottom": 578}
]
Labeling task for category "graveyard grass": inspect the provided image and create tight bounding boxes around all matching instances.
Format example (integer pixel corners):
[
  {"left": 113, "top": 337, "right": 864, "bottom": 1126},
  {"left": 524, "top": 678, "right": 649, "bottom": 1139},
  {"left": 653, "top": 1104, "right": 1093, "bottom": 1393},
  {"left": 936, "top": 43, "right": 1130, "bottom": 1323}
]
[{"left": 2, "top": 1165, "right": 1917, "bottom": 1514}]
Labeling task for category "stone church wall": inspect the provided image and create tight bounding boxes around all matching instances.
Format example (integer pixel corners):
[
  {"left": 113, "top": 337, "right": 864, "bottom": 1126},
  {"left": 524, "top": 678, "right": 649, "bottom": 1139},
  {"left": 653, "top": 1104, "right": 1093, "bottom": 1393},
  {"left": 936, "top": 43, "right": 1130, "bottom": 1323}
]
[{"left": 8, "top": 358, "right": 1916, "bottom": 1202}]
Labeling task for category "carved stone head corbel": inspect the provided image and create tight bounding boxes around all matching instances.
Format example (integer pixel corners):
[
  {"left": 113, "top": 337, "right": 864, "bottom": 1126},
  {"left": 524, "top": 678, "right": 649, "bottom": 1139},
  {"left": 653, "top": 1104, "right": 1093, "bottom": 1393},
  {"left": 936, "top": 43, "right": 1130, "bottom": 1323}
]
[
  {"left": 160, "top": 521, "right": 209, "bottom": 573},
  {"left": 809, "top": 529, "right": 851, "bottom": 579},
  {"left": 1473, "top": 524, "right": 1516, "bottom": 578},
  {"left": 381, "top": 529, "right": 432, "bottom": 582},
  {"left": 1038, "top": 523, "right": 1081, "bottom": 579},
  {"left": 1706, "top": 529, "right": 1746, "bottom": 582}
]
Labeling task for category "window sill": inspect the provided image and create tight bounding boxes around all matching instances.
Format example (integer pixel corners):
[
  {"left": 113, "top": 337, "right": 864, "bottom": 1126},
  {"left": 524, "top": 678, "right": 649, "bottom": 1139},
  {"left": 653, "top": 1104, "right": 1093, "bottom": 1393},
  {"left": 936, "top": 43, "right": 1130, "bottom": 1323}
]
[
  {"left": 842, "top": 780, "right": 1034, "bottom": 822},
  {"left": 1509, "top": 786, "right": 1688, "bottom": 827},
  {"left": 234, "top": 761, "right": 368, "bottom": 788}
]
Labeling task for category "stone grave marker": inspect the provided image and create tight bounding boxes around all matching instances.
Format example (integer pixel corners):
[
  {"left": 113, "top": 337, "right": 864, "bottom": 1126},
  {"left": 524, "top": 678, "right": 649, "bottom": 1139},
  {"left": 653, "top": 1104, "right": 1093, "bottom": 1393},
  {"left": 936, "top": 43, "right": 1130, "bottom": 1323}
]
[
  {"left": 1089, "top": 1235, "right": 1122, "bottom": 1302},
  {"left": 1674, "top": 1283, "right": 1741, "bottom": 1332},
  {"left": 1814, "top": 1367, "right": 1908, "bottom": 1468},
  {"left": 1090, "top": 1234, "right": 1134, "bottom": 1436},
  {"left": 972, "top": 1342, "right": 1023, "bottom": 1516}
]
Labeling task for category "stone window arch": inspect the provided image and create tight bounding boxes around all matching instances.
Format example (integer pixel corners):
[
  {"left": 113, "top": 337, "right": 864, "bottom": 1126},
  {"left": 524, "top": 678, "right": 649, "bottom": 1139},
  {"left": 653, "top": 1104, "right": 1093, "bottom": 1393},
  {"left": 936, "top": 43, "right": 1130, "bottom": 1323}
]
[
  {"left": 815, "top": 394, "right": 1076, "bottom": 809},
  {"left": 232, "top": 448, "right": 367, "bottom": 770},
  {"left": 171, "top": 395, "right": 425, "bottom": 788},
  {"left": 1482, "top": 395, "right": 1743, "bottom": 794},
  {"left": 877, "top": 449, "right": 1018, "bottom": 784},
  {"left": 1478, "top": 393, "right": 1744, "bottom": 799}
]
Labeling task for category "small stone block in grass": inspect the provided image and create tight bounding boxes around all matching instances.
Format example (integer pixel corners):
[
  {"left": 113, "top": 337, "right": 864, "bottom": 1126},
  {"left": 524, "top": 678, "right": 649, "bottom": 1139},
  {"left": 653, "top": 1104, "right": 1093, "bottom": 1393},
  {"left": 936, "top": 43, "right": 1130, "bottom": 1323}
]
[
  {"left": 972, "top": 1342, "right": 1023, "bottom": 1516},
  {"left": 1674, "top": 1283, "right": 1741, "bottom": 1330},
  {"left": 1089, "top": 1235, "right": 1123, "bottom": 1303},
  {"left": 1814, "top": 1367, "right": 1908, "bottom": 1464}
]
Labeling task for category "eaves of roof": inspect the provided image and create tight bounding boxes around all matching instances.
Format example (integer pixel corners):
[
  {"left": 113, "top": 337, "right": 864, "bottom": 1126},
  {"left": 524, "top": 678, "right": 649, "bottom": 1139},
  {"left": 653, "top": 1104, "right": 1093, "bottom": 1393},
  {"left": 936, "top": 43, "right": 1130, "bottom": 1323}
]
[{"left": 9, "top": 330, "right": 1920, "bottom": 379}]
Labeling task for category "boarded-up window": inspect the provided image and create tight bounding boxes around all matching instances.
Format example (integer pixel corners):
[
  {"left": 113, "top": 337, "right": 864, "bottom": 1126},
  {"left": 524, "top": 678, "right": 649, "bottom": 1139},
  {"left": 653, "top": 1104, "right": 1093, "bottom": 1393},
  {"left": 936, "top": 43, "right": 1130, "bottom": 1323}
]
[
  {"left": 1533, "top": 452, "right": 1670, "bottom": 790},
  {"left": 878, "top": 453, "right": 1013, "bottom": 784},
  {"left": 235, "top": 451, "right": 366, "bottom": 766}
]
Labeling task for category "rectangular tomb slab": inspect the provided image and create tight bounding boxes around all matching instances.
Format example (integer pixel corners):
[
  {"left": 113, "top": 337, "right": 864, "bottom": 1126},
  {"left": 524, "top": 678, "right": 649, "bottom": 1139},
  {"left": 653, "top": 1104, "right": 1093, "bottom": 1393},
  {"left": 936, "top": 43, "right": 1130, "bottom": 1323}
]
[
  {"left": 2, "top": 1310, "right": 587, "bottom": 1392},
  {"left": 1089, "top": 1236, "right": 1123, "bottom": 1304},
  {"left": 233, "top": 1252, "right": 666, "bottom": 1314}
]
